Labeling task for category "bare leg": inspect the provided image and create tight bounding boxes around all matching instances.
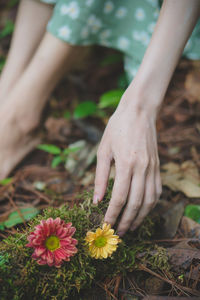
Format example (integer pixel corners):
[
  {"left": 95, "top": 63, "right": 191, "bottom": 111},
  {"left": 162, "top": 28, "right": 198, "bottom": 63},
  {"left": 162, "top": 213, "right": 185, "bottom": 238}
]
[
  {"left": 0, "top": 32, "right": 80, "bottom": 179},
  {"left": 0, "top": 0, "right": 53, "bottom": 100}
]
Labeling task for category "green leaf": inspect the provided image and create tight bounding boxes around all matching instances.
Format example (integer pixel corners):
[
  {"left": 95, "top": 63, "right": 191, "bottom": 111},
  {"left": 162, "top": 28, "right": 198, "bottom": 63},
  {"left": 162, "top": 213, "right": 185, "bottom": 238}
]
[
  {"left": 73, "top": 101, "right": 97, "bottom": 119},
  {"left": 100, "top": 53, "right": 123, "bottom": 66},
  {"left": 0, "top": 177, "right": 12, "bottom": 186},
  {"left": 0, "top": 223, "right": 5, "bottom": 230},
  {"left": 184, "top": 204, "right": 200, "bottom": 223},
  {"left": 118, "top": 73, "right": 129, "bottom": 89},
  {"left": 63, "top": 110, "right": 71, "bottom": 120},
  {"left": 8, "top": 0, "right": 19, "bottom": 8},
  {"left": 0, "top": 20, "right": 14, "bottom": 39},
  {"left": 95, "top": 109, "right": 107, "bottom": 118},
  {"left": 99, "top": 89, "right": 124, "bottom": 109},
  {"left": 0, "top": 253, "right": 9, "bottom": 268},
  {"left": 37, "top": 144, "right": 61, "bottom": 155},
  {"left": 62, "top": 146, "right": 81, "bottom": 156},
  {"left": 51, "top": 156, "right": 63, "bottom": 168},
  {"left": 3, "top": 207, "right": 40, "bottom": 228},
  {"left": 0, "top": 57, "right": 6, "bottom": 72}
]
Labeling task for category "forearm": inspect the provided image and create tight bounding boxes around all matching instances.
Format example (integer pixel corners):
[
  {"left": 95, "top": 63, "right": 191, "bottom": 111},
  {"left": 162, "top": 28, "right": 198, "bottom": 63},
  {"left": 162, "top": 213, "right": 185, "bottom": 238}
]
[{"left": 124, "top": 0, "right": 200, "bottom": 113}]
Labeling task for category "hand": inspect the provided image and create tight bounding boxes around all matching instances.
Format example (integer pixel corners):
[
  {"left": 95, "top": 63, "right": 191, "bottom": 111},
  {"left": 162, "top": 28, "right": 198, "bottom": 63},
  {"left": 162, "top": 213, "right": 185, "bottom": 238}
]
[
  {"left": 93, "top": 0, "right": 200, "bottom": 237},
  {"left": 93, "top": 90, "right": 162, "bottom": 236}
]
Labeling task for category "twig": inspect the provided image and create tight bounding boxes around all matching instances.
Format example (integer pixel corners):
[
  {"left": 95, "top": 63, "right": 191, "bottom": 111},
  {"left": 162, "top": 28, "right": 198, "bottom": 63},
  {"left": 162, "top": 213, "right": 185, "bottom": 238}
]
[
  {"left": 0, "top": 232, "right": 8, "bottom": 239},
  {"left": 150, "top": 238, "right": 199, "bottom": 243},
  {"left": 138, "top": 264, "right": 200, "bottom": 297},
  {"left": 22, "top": 185, "right": 51, "bottom": 204},
  {"left": 117, "top": 287, "right": 144, "bottom": 298},
  {"left": 95, "top": 281, "right": 119, "bottom": 300},
  {"left": 126, "top": 276, "right": 145, "bottom": 297},
  {"left": 8, "top": 195, "right": 26, "bottom": 224}
]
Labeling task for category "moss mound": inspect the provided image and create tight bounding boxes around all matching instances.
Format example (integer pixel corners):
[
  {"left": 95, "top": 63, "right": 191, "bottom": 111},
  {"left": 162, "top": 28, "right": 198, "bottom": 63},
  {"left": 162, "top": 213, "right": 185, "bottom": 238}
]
[{"left": 0, "top": 181, "right": 159, "bottom": 300}]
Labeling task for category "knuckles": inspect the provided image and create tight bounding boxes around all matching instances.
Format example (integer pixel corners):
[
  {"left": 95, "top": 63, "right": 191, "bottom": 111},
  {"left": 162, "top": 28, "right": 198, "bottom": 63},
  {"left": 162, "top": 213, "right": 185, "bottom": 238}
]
[
  {"left": 109, "top": 197, "right": 126, "bottom": 209},
  {"left": 129, "top": 202, "right": 141, "bottom": 212},
  {"left": 134, "top": 155, "right": 157, "bottom": 170},
  {"left": 136, "top": 156, "right": 149, "bottom": 169},
  {"left": 114, "top": 198, "right": 126, "bottom": 208},
  {"left": 156, "top": 186, "right": 162, "bottom": 199},
  {"left": 146, "top": 200, "right": 156, "bottom": 209}
]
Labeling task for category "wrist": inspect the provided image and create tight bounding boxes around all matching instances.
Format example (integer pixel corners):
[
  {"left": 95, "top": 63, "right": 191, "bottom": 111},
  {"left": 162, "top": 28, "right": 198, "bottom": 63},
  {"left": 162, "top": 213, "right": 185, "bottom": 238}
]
[{"left": 119, "top": 77, "right": 163, "bottom": 119}]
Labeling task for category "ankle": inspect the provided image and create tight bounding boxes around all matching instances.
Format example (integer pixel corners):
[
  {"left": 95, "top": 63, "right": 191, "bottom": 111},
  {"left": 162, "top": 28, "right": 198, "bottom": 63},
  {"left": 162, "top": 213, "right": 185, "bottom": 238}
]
[
  {"left": 18, "top": 113, "right": 40, "bottom": 134},
  {"left": 7, "top": 108, "right": 40, "bottom": 135}
]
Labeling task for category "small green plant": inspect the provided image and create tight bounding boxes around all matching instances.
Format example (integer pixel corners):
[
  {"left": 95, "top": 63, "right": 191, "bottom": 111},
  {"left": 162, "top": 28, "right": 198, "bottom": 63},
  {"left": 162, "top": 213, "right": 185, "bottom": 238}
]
[
  {"left": 70, "top": 87, "right": 126, "bottom": 121},
  {"left": 0, "top": 20, "right": 14, "bottom": 39},
  {"left": 117, "top": 73, "right": 129, "bottom": 89},
  {"left": 65, "top": 100, "right": 106, "bottom": 121},
  {"left": 100, "top": 53, "right": 123, "bottom": 66},
  {"left": 37, "top": 144, "right": 80, "bottom": 168},
  {"left": 0, "top": 57, "right": 6, "bottom": 72},
  {"left": 0, "top": 207, "right": 40, "bottom": 231},
  {"left": 184, "top": 204, "right": 200, "bottom": 223},
  {"left": 98, "top": 89, "right": 124, "bottom": 109},
  {"left": 73, "top": 101, "right": 97, "bottom": 119},
  {"left": 0, "top": 177, "right": 12, "bottom": 186},
  {"left": 178, "top": 274, "right": 185, "bottom": 284},
  {"left": 63, "top": 110, "right": 71, "bottom": 120},
  {"left": 8, "top": 0, "right": 19, "bottom": 8}
]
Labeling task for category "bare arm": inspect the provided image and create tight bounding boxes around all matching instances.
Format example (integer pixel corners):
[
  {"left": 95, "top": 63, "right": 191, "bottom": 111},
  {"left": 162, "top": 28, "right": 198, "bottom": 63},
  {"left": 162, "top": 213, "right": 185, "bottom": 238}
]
[
  {"left": 127, "top": 0, "right": 200, "bottom": 112},
  {"left": 93, "top": 0, "right": 200, "bottom": 236}
]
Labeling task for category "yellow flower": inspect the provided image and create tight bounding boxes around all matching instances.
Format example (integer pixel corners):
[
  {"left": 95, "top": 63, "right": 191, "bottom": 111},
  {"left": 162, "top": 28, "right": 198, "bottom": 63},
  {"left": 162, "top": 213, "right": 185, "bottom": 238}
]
[{"left": 85, "top": 223, "right": 121, "bottom": 259}]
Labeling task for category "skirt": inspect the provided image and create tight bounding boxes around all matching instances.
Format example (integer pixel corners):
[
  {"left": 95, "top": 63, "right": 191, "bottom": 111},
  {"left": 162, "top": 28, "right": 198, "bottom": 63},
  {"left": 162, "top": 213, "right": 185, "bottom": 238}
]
[{"left": 40, "top": 0, "right": 200, "bottom": 83}]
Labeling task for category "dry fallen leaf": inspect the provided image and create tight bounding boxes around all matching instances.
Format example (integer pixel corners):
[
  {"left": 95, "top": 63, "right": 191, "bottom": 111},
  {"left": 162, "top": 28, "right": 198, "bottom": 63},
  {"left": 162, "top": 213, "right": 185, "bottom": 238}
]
[
  {"left": 65, "top": 140, "right": 98, "bottom": 178},
  {"left": 162, "top": 201, "right": 185, "bottom": 238},
  {"left": 180, "top": 216, "right": 200, "bottom": 239},
  {"left": 138, "top": 240, "right": 200, "bottom": 272},
  {"left": 167, "top": 240, "right": 200, "bottom": 270},
  {"left": 185, "top": 68, "right": 200, "bottom": 103},
  {"left": 45, "top": 117, "right": 71, "bottom": 142},
  {"left": 161, "top": 160, "right": 200, "bottom": 198}
]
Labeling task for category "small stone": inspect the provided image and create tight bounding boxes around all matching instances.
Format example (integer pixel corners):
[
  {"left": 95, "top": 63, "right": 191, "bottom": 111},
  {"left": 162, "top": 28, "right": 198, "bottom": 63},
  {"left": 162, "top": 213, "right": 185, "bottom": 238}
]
[{"left": 145, "top": 276, "right": 164, "bottom": 294}]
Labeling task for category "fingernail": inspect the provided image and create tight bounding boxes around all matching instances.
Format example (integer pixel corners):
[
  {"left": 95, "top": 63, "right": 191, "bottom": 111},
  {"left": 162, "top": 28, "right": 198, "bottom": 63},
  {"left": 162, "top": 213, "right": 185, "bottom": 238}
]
[
  {"left": 93, "top": 195, "right": 99, "bottom": 204},
  {"left": 117, "top": 231, "right": 125, "bottom": 237}
]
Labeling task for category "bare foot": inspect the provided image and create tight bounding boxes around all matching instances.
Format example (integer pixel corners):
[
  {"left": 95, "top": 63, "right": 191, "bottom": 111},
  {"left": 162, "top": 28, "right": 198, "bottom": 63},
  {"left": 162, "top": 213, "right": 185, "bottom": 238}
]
[
  {"left": 0, "top": 32, "right": 76, "bottom": 179},
  {"left": 0, "top": 100, "right": 41, "bottom": 180}
]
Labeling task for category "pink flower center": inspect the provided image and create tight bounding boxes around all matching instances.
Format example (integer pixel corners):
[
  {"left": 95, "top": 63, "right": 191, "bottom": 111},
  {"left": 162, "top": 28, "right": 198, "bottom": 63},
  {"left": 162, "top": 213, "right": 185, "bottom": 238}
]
[{"left": 45, "top": 235, "right": 60, "bottom": 251}]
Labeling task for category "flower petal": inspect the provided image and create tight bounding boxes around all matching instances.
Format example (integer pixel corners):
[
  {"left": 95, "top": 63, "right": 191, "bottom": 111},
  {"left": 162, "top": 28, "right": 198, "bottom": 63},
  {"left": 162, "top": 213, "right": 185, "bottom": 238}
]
[
  {"left": 26, "top": 218, "right": 77, "bottom": 267},
  {"left": 34, "top": 246, "right": 46, "bottom": 256},
  {"left": 85, "top": 223, "right": 120, "bottom": 259}
]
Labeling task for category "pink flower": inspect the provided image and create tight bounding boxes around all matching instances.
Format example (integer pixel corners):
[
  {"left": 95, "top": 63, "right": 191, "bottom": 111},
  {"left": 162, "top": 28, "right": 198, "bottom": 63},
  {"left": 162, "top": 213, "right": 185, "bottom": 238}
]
[{"left": 26, "top": 217, "right": 78, "bottom": 267}]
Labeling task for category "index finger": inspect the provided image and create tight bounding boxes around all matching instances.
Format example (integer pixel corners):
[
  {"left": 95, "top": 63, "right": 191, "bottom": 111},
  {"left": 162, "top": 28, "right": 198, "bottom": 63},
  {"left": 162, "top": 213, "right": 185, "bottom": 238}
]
[
  {"left": 93, "top": 150, "right": 111, "bottom": 204},
  {"left": 104, "top": 164, "right": 132, "bottom": 227}
]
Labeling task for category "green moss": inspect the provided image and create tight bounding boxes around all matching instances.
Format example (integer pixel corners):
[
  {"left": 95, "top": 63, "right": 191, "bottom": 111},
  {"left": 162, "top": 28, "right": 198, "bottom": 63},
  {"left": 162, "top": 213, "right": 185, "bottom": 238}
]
[
  {"left": 0, "top": 180, "right": 162, "bottom": 300},
  {"left": 144, "top": 245, "right": 170, "bottom": 272}
]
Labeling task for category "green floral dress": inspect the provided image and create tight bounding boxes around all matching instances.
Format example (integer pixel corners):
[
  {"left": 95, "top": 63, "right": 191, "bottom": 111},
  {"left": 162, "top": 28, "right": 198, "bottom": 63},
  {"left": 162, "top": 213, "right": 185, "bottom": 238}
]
[{"left": 40, "top": 0, "right": 200, "bottom": 82}]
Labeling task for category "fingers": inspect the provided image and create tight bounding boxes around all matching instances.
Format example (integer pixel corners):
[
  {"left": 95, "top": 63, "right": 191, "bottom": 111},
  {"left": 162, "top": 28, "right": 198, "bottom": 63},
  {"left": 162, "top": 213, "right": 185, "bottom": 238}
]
[
  {"left": 130, "top": 161, "right": 161, "bottom": 231},
  {"left": 93, "top": 148, "right": 111, "bottom": 204},
  {"left": 104, "top": 162, "right": 132, "bottom": 227},
  {"left": 155, "top": 163, "right": 162, "bottom": 200},
  {"left": 116, "top": 171, "right": 145, "bottom": 235}
]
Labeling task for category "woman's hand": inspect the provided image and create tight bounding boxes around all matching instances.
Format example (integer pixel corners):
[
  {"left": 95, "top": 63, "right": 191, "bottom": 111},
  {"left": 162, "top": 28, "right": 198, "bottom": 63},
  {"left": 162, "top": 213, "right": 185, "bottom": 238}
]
[
  {"left": 93, "top": 0, "right": 200, "bottom": 236},
  {"left": 93, "top": 89, "right": 162, "bottom": 236}
]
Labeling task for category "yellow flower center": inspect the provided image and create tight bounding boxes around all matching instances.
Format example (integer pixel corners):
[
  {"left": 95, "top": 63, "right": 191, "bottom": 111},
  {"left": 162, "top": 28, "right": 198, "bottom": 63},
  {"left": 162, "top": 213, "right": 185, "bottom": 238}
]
[
  {"left": 45, "top": 235, "right": 60, "bottom": 251},
  {"left": 94, "top": 236, "right": 107, "bottom": 248}
]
